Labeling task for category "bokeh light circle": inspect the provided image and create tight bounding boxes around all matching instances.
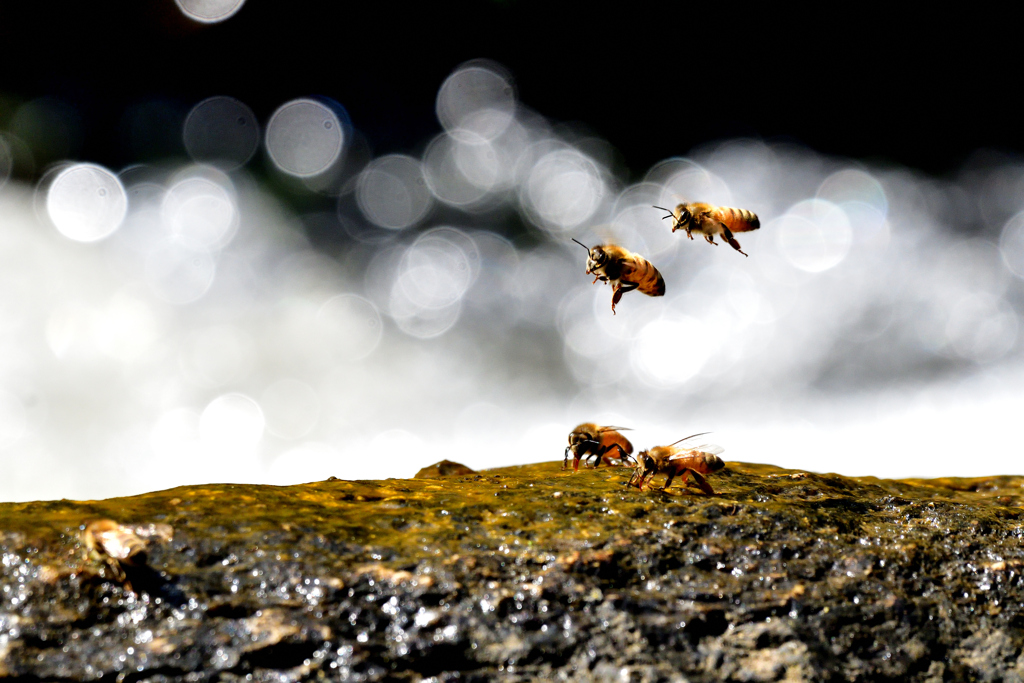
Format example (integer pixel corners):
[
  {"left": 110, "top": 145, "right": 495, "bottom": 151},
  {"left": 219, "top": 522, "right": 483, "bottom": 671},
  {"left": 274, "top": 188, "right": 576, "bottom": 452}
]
[
  {"left": 182, "top": 96, "right": 259, "bottom": 169},
  {"left": 390, "top": 298, "right": 462, "bottom": 339},
  {"left": 999, "top": 211, "right": 1024, "bottom": 279},
  {"left": 454, "top": 133, "right": 504, "bottom": 192},
  {"left": 817, "top": 168, "right": 888, "bottom": 214},
  {"left": 610, "top": 183, "right": 680, "bottom": 258},
  {"left": 436, "top": 62, "right": 516, "bottom": 142},
  {"left": 261, "top": 378, "right": 321, "bottom": 440},
  {"left": 161, "top": 172, "right": 239, "bottom": 249},
  {"left": 631, "top": 316, "right": 712, "bottom": 387},
  {"left": 199, "top": 393, "right": 264, "bottom": 452},
  {"left": 356, "top": 154, "right": 432, "bottom": 230},
  {"left": 265, "top": 99, "right": 344, "bottom": 177},
  {"left": 945, "top": 294, "right": 1018, "bottom": 363},
  {"left": 145, "top": 243, "right": 217, "bottom": 304},
  {"left": 174, "top": 0, "right": 246, "bottom": 23},
  {"left": 422, "top": 134, "right": 490, "bottom": 206},
  {"left": 397, "top": 230, "right": 475, "bottom": 310},
  {"left": 522, "top": 148, "right": 605, "bottom": 233},
  {"left": 316, "top": 294, "right": 383, "bottom": 362},
  {"left": 46, "top": 163, "right": 127, "bottom": 242},
  {"left": 775, "top": 199, "right": 852, "bottom": 273},
  {"left": 649, "top": 158, "right": 733, "bottom": 209}
]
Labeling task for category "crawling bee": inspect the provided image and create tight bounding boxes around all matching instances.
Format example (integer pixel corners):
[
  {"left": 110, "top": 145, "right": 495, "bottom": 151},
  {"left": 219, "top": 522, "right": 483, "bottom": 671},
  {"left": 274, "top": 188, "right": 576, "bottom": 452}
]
[
  {"left": 564, "top": 423, "right": 634, "bottom": 472},
  {"left": 629, "top": 432, "right": 725, "bottom": 494},
  {"left": 572, "top": 239, "right": 665, "bottom": 314},
  {"left": 655, "top": 203, "right": 760, "bottom": 256}
]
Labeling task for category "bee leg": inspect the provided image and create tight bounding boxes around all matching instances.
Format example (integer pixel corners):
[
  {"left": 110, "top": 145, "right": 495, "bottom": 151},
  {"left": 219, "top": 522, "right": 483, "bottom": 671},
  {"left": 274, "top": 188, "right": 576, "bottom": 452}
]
[
  {"left": 607, "top": 444, "right": 632, "bottom": 466},
  {"left": 690, "top": 470, "right": 717, "bottom": 495},
  {"left": 720, "top": 225, "right": 748, "bottom": 257},
  {"left": 704, "top": 233, "right": 717, "bottom": 246},
  {"left": 662, "top": 472, "right": 675, "bottom": 491},
  {"left": 611, "top": 281, "right": 639, "bottom": 313},
  {"left": 685, "top": 226, "right": 694, "bottom": 240},
  {"left": 577, "top": 440, "right": 602, "bottom": 470}
]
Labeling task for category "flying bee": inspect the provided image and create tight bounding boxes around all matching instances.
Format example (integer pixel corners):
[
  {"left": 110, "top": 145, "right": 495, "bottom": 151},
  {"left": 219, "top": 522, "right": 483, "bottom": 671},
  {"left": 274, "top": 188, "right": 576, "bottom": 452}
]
[
  {"left": 628, "top": 432, "right": 725, "bottom": 494},
  {"left": 654, "top": 203, "right": 760, "bottom": 256},
  {"left": 572, "top": 239, "right": 665, "bottom": 314},
  {"left": 564, "top": 423, "right": 634, "bottom": 472}
]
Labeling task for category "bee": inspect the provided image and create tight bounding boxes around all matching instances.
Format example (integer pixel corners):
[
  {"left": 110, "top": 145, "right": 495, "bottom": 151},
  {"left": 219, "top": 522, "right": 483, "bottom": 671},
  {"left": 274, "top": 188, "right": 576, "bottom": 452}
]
[
  {"left": 628, "top": 432, "right": 725, "bottom": 494},
  {"left": 654, "top": 203, "right": 760, "bottom": 256},
  {"left": 82, "top": 519, "right": 173, "bottom": 591},
  {"left": 572, "top": 239, "right": 665, "bottom": 314},
  {"left": 564, "top": 423, "right": 634, "bottom": 472}
]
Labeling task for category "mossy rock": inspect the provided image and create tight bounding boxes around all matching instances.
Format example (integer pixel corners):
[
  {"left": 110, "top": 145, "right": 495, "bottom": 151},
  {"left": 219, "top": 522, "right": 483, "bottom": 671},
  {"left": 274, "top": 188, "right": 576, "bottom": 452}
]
[{"left": 1, "top": 461, "right": 1023, "bottom": 681}]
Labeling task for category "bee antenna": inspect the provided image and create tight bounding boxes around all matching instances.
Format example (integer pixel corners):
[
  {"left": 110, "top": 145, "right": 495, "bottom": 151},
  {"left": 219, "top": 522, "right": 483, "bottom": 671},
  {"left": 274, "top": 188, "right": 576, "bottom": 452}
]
[
  {"left": 666, "top": 431, "right": 712, "bottom": 447},
  {"left": 652, "top": 205, "right": 675, "bottom": 220},
  {"left": 571, "top": 238, "right": 591, "bottom": 251}
]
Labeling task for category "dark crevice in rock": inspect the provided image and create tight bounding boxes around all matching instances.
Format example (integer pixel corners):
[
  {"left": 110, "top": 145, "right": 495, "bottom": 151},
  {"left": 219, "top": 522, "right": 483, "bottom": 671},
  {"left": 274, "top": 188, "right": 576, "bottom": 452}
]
[{"left": 238, "top": 640, "right": 321, "bottom": 669}]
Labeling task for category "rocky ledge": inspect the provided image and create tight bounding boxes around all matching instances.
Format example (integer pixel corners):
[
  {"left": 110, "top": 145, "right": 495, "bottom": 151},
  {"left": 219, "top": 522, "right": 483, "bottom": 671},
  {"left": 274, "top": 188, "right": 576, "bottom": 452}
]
[{"left": 2, "top": 462, "right": 1024, "bottom": 681}]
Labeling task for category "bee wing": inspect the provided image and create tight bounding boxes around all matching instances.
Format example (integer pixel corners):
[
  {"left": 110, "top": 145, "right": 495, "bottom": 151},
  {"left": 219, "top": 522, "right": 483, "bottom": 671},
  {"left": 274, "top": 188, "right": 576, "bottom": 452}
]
[
  {"left": 667, "top": 444, "right": 724, "bottom": 460},
  {"left": 593, "top": 224, "right": 623, "bottom": 246},
  {"left": 597, "top": 426, "right": 632, "bottom": 433},
  {"left": 664, "top": 432, "right": 712, "bottom": 448}
]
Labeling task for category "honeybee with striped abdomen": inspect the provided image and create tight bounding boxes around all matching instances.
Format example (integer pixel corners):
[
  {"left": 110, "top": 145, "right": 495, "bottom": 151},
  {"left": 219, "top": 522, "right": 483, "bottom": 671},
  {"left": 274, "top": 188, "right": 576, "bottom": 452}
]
[
  {"left": 628, "top": 432, "right": 725, "bottom": 494},
  {"left": 654, "top": 203, "right": 760, "bottom": 256},
  {"left": 572, "top": 239, "right": 665, "bottom": 314},
  {"left": 564, "top": 423, "right": 634, "bottom": 472}
]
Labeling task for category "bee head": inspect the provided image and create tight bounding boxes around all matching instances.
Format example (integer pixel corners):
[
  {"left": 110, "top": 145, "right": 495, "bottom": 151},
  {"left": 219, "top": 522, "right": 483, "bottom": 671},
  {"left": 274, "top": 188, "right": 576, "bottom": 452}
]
[
  {"left": 589, "top": 250, "right": 609, "bottom": 275},
  {"left": 567, "top": 431, "right": 585, "bottom": 452},
  {"left": 635, "top": 449, "right": 655, "bottom": 475},
  {"left": 671, "top": 205, "right": 693, "bottom": 232},
  {"left": 572, "top": 238, "right": 607, "bottom": 262},
  {"left": 654, "top": 204, "right": 690, "bottom": 232}
]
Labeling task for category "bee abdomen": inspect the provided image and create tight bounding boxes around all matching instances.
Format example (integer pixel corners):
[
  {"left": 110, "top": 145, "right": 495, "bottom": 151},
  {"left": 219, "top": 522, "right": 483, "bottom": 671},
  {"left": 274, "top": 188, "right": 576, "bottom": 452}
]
[
  {"left": 636, "top": 260, "right": 666, "bottom": 297},
  {"left": 650, "top": 270, "right": 666, "bottom": 297},
  {"left": 703, "top": 453, "right": 725, "bottom": 472},
  {"left": 720, "top": 207, "right": 760, "bottom": 233}
]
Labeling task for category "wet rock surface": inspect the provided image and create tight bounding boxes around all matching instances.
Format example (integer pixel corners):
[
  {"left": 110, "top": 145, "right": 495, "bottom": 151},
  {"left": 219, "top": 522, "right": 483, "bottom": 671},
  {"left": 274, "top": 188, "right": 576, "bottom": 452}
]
[{"left": 2, "top": 462, "right": 1024, "bottom": 681}]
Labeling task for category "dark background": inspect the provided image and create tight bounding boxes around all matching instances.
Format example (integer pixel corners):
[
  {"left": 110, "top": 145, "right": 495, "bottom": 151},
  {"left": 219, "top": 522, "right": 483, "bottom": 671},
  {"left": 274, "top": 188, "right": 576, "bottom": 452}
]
[{"left": 1, "top": 1, "right": 1021, "bottom": 180}]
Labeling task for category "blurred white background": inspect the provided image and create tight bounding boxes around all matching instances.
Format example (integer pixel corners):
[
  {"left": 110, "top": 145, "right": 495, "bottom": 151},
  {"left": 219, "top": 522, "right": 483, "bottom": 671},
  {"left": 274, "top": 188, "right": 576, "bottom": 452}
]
[{"left": 2, "top": 60, "right": 1024, "bottom": 501}]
